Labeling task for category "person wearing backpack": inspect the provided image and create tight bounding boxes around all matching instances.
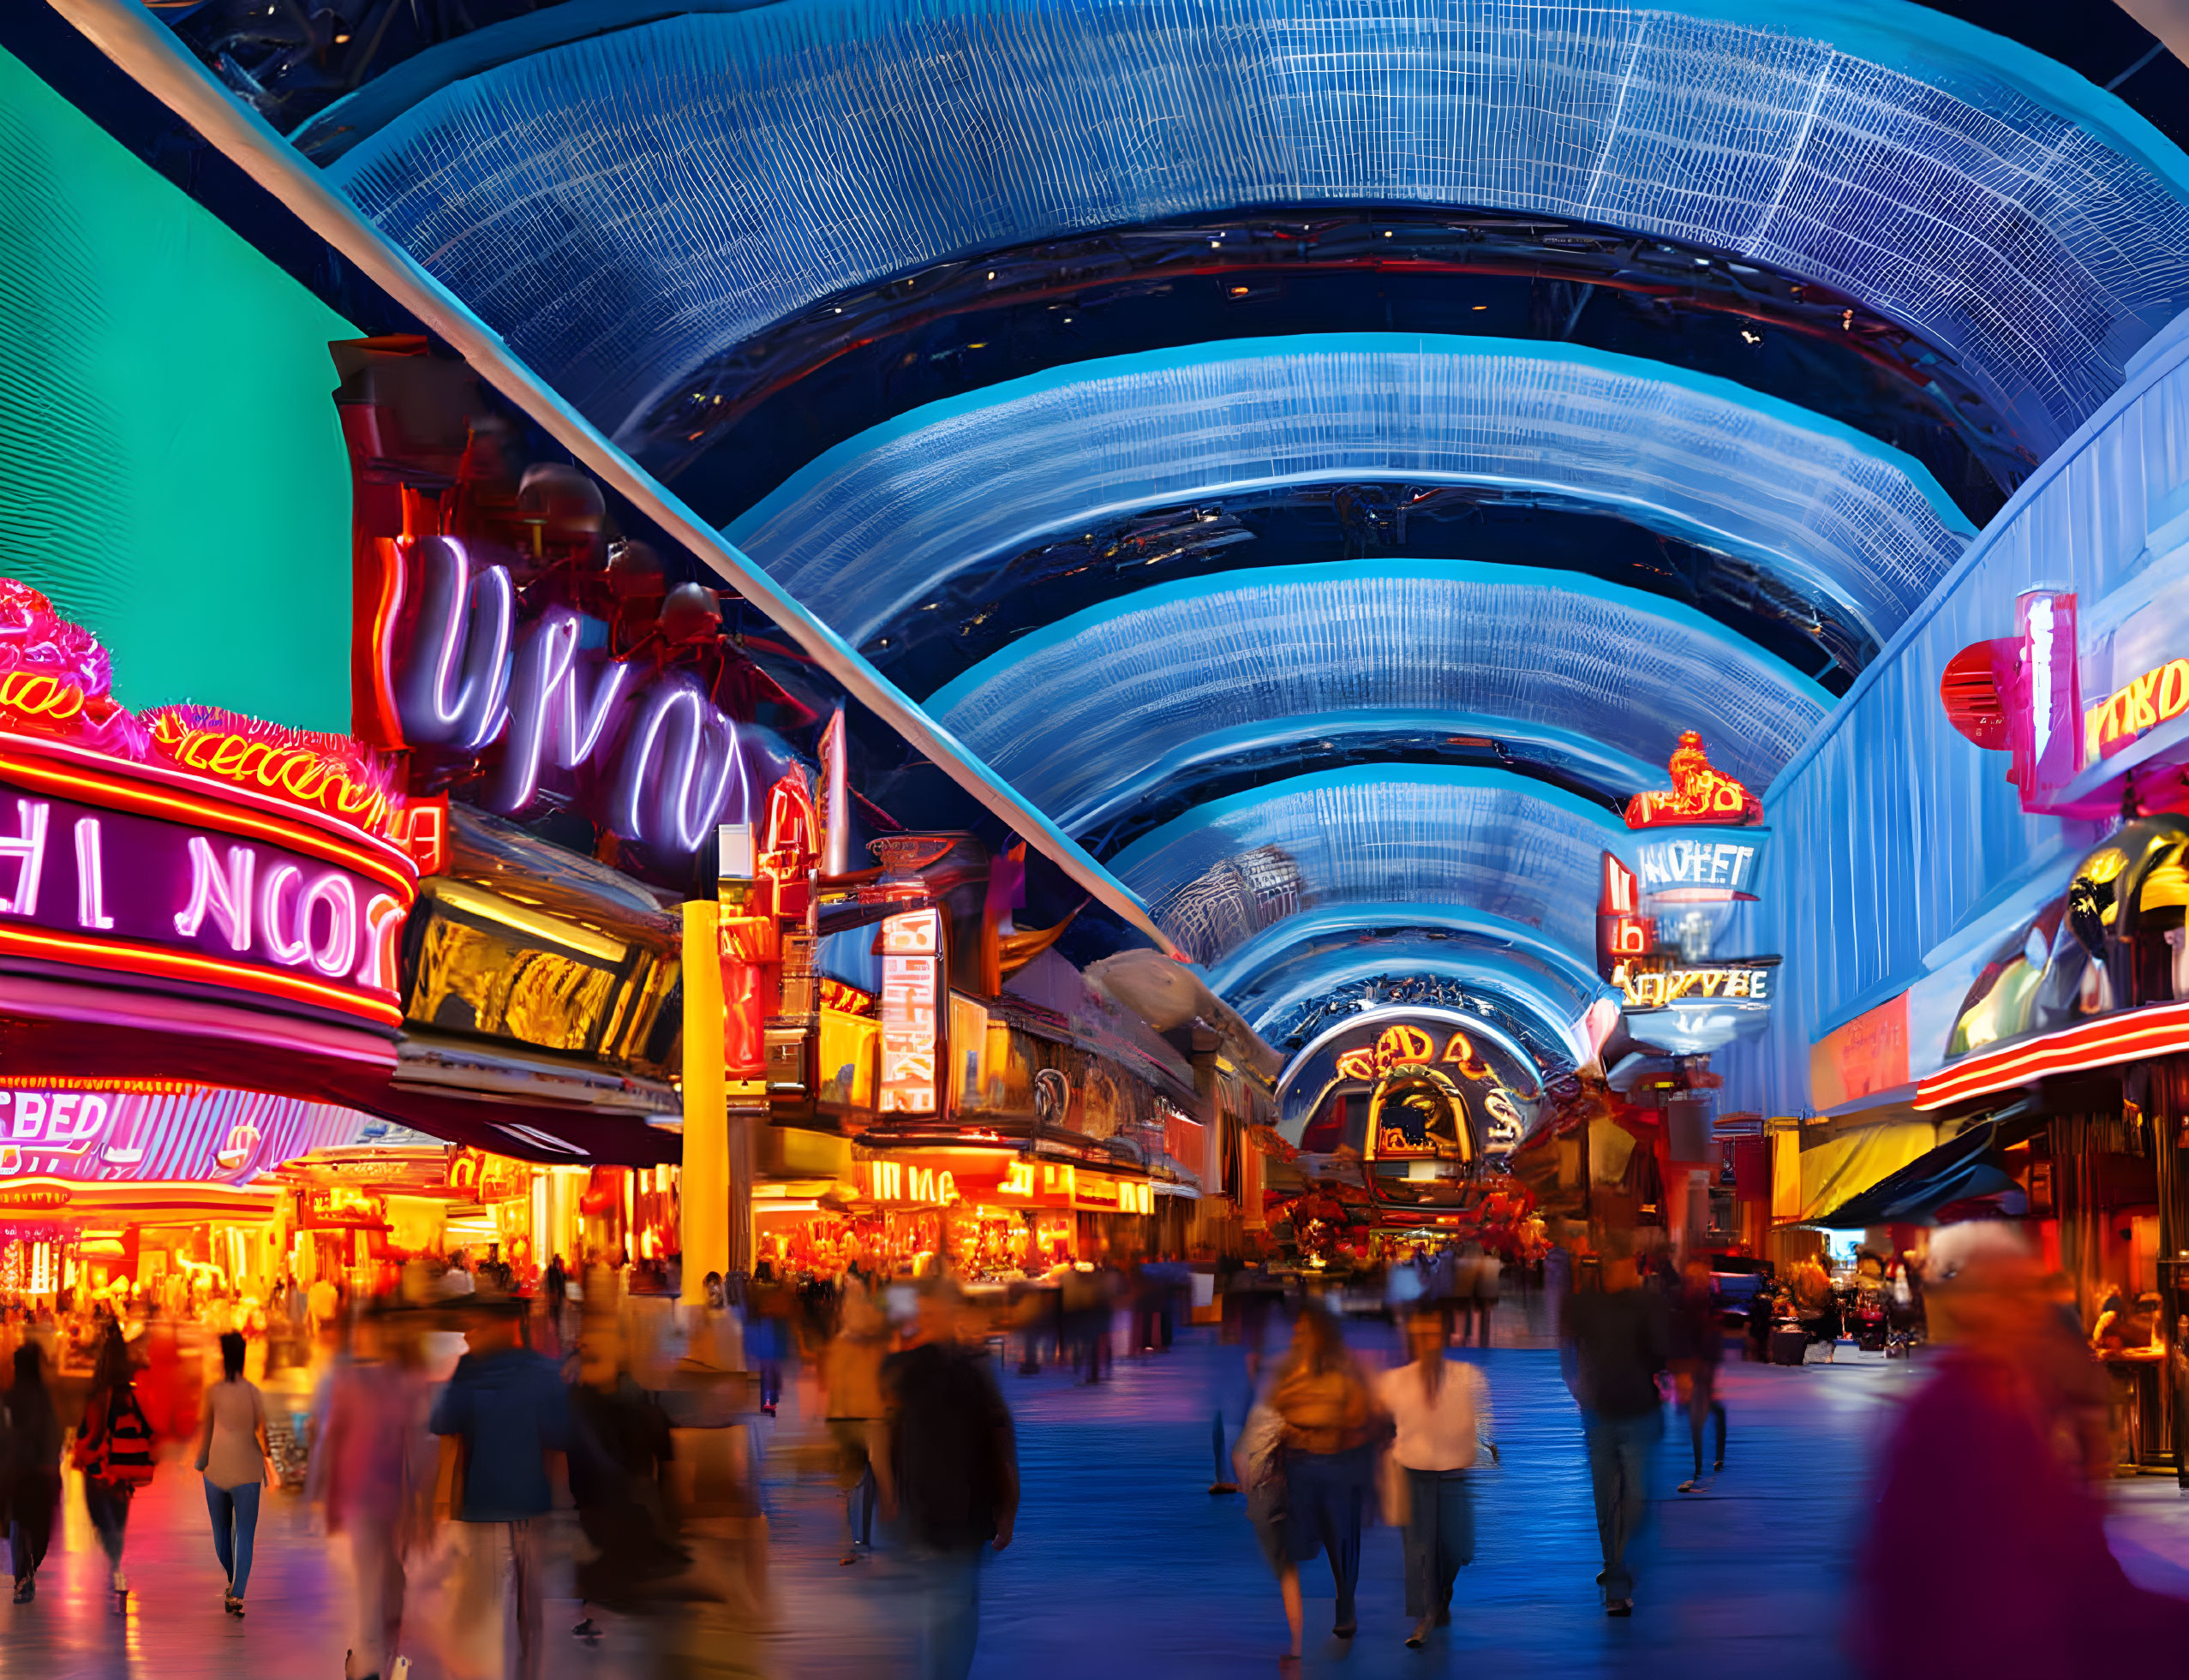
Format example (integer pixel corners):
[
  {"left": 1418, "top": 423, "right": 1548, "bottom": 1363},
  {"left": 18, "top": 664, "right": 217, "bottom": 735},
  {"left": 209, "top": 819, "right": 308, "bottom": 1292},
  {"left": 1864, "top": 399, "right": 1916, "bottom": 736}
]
[
  {"left": 74, "top": 1321, "right": 156, "bottom": 1611},
  {"left": 193, "top": 1330, "right": 272, "bottom": 1617}
]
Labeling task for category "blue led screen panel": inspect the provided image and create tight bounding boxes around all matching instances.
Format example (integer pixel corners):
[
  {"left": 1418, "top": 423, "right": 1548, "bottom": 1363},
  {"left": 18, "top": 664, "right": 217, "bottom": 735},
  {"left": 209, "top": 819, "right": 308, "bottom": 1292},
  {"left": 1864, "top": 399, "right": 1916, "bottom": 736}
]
[
  {"left": 930, "top": 561, "right": 1833, "bottom": 834},
  {"left": 1105, "top": 766, "right": 1627, "bottom": 968},
  {"left": 326, "top": 1, "right": 2189, "bottom": 454},
  {"left": 1742, "top": 314, "right": 2189, "bottom": 1118},
  {"left": 728, "top": 338, "right": 1971, "bottom": 650}
]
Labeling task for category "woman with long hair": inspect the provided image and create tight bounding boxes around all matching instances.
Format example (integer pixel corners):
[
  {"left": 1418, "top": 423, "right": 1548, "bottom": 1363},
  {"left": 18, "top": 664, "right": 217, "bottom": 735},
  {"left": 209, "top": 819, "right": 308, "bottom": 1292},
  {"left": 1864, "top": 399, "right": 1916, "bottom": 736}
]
[
  {"left": 1376, "top": 1306, "right": 1496, "bottom": 1647},
  {"left": 1269, "top": 1304, "right": 1384, "bottom": 1649},
  {"left": 74, "top": 1320, "right": 154, "bottom": 1611},
  {"left": 4, "top": 1342, "right": 63, "bottom": 1601},
  {"left": 194, "top": 1330, "right": 271, "bottom": 1616}
]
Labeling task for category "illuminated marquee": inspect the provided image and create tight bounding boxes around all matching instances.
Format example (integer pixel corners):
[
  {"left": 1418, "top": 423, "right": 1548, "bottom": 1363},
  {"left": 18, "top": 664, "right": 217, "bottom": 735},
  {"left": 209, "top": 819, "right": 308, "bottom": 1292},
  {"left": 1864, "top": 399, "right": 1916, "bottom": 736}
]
[
  {"left": 1614, "top": 961, "right": 1773, "bottom": 1007},
  {"left": 1334, "top": 1025, "right": 1490, "bottom": 1083},
  {"left": 860, "top": 1158, "right": 959, "bottom": 1205},
  {"left": 296, "top": 1184, "right": 389, "bottom": 1229},
  {"left": 0, "top": 768, "right": 412, "bottom": 1027},
  {"left": 0, "top": 1080, "right": 367, "bottom": 1182},
  {"left": 2085, "top": 657, "right": 2189, "bottom": 763},
  {"left": 1635, "top": 837, "right": 1760, "bottom": 900},
  {"left": 877, "top": 908, "right": 942, "bottom": 1115}
]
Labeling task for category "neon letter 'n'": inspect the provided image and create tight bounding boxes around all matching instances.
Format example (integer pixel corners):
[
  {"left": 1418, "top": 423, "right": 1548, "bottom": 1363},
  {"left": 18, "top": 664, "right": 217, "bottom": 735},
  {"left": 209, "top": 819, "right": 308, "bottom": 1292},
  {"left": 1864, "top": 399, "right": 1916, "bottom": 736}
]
[{"left": 174, "top": 835, "right": 255, "bottom": 950}]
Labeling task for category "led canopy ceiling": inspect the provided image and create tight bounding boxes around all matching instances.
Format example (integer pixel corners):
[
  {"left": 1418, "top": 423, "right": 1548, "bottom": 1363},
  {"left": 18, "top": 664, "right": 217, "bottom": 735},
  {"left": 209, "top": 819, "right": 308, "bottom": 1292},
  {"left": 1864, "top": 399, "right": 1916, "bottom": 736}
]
[
  {"left": 324, "top": 0, "right": 2189, "bottom": 457},
  {"left": 728, "top": 337, "right": 1975, "bottom": 653}
]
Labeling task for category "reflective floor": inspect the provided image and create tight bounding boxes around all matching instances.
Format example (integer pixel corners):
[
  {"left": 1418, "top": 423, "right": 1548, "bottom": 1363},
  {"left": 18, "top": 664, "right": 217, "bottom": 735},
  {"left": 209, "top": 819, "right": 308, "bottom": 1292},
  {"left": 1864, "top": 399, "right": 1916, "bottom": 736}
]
[{"left": 9, "top": 1312, "right": 2189, "bottom": 1679}]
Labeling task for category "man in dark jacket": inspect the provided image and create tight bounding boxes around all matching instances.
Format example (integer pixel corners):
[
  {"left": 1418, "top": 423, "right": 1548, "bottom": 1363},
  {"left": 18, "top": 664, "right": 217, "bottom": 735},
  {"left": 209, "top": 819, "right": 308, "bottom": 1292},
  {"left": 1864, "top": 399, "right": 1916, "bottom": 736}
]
[
  {"left": 876, "top": 1276, "right": 1020, "bottom": 1680},
  {"left": 430, "top": 1294, "right": 571, "bottom": 1680},
  {"left": 1561, "top": 1241, "right": 1670, "bottom": 1617}
]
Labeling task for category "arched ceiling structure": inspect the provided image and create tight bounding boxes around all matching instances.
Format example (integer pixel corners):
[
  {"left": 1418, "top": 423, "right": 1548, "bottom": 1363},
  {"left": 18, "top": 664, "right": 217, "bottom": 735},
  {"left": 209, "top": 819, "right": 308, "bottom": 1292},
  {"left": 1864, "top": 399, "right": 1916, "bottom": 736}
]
[{"left": 239, "top": 0, "right": 2189, "bottom": 1081}]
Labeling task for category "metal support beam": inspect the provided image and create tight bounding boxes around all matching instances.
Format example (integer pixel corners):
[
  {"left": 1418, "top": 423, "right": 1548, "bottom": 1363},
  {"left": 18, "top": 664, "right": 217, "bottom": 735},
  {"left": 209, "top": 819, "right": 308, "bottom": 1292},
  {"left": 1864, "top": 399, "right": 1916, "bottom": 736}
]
[{"left": 50, "top": 0, "right": 1183, "bottom": 958}]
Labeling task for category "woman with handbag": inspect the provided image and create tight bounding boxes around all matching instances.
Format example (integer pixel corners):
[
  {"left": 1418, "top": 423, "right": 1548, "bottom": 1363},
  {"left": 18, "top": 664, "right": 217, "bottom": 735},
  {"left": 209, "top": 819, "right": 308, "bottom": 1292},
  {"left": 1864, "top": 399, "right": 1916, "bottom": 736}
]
[
  {"left": 193, "top": 1330, "right": 272, "bottom": 1617},
  {"left": 1376, "top": 1306, "right": 1497, "bottom": 1647},
  {"left": 1270, "top": 1305, "right": 1385, "bottom": 1644},
  {"left": 74, "top": 1320, "right": 157, "bottom": 1611}
]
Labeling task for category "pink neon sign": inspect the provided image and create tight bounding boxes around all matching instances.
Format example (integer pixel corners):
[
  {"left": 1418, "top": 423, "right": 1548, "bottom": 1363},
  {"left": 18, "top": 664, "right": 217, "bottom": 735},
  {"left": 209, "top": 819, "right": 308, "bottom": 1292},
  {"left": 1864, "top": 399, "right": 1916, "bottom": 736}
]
[{"left": 0, "top": 1080, "right": 368, "bottom": 1182}]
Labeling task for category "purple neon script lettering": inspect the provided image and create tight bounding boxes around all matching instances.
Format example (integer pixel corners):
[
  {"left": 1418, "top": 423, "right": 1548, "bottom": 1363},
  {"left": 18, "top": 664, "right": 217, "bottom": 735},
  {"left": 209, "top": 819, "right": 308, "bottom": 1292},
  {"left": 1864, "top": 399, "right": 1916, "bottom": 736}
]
[
  {"left": 393, "top": 536, "right": 514, "bottom": 750},
  {"left": 174, "top": 834, "right": 255, "bottom": 950},
  {"left": 487, "top": 609, "right": 635, "bottom": 814},
  {"left": 612, "top": 682, "right": 740, "bottom": 854},
  {"left": 0, "top": 798, "right": 49, "bottom": 916}
]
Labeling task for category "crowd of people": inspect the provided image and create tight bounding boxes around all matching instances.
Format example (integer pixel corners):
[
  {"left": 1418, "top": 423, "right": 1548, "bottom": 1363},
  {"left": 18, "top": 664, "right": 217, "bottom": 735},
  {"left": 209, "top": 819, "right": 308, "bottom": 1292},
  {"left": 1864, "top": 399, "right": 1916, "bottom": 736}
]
[{"left": 5, "top": 1223, "right": 2189, "bottom": 1677}]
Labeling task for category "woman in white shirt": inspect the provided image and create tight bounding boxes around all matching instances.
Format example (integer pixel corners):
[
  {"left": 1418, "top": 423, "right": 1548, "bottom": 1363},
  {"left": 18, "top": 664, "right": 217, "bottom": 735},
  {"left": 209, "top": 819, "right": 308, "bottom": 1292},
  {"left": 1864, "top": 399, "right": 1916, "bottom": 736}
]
[
  {"left": 1374, "top": 1307, "right": 1497, "bottom": 1648},
  {"left": 192, "top": 1330, "right": 270, "bottom": 1617}
]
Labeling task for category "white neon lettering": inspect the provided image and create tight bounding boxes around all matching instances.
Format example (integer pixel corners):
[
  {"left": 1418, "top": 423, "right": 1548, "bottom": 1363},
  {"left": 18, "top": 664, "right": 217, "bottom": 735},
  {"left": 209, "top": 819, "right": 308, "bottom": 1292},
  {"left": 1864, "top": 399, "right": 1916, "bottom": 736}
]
[
  {"left": 70, "top": 1093, "right": 108, "bottom": 1146},
  {"left": 9, "top": 1092, "right": 40, "bottom": 1140},
  {"left": 175, "top": 836, "right": 255, "bottom": 950},
  {"left": 301, "top": 872, "right": 360, "bottom": 978},
  {"left": 356, "top": 892, "right": 406, "bottom": 990},
  {"left": 613, "top": 682, "right": 739, "bottom": 853},
  {"left": 0, "top": 798, "right": 50, "bottom": 917},
  {"left": 73, "top": 816, "right": 113, "bottom": 930},
  {"left": 258, "top": 863, "right": 309, "bottom": 965}
]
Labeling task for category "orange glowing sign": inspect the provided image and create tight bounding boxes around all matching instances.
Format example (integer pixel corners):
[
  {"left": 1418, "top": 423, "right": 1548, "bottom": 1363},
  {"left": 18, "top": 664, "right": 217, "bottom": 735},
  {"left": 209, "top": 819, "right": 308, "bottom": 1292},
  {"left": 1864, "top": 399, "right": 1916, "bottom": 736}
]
[
  {"left": 1623, "top": 732, "right": 1762, "bottom": 828},
  {"left": 2084, "top": 657, "right": 2189, "bottom": 763},
  {"left": 878, "top": 907, "right": 942, "bottom": 1115},
  {"left": 860, "top": 1158, "right": 957, "bottom": 1205},
  {"left": 1335, "top": 1024, "right": 1489, "bottom": 1083},
  {"left": 147, "top": 710, "right": 404, "bottom": 842},
  {"left": 0, "top": 671, "right": 87, "bottom": 726}
]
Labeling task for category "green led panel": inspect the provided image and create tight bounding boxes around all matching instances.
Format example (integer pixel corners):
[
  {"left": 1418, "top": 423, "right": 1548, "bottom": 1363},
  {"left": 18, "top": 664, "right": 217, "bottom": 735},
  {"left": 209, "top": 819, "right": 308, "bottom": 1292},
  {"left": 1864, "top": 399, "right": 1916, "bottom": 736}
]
[{"left": 0, "top": 45, "right": 356, "bottom": 731}]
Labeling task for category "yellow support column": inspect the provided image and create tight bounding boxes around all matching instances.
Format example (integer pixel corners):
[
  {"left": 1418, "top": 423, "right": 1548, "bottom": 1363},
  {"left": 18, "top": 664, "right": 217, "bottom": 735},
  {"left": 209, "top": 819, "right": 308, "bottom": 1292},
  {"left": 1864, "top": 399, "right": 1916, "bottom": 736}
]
[{"left": 680, "top": 897, "right": 728, "bottom": 1305}]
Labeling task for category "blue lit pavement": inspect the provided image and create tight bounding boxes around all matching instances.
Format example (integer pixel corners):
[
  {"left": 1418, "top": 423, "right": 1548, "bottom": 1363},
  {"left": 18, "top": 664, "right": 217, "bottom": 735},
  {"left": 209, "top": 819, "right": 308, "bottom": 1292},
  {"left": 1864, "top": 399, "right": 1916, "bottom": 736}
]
[{"left": 10, "top": 1312, "right": 2189, "bottom": 1678}]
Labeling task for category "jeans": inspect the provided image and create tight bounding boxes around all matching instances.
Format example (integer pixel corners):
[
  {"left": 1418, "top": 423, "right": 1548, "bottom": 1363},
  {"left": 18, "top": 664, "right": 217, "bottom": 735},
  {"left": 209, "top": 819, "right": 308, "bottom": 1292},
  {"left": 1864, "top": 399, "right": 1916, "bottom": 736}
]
[
  {"left": 448, "top": 1519, "right": 546, "bottom": 1680},
  {"left": 347, "top": 1512, "right": 408, "bottom": 1678},
  {"left": 82, "top": 1477, "right": 131, "bottom": 1567},
  {"left": 203, "top": 1478, "right": 263, "bottom": 1598},
  {"left": 1400, "top": 1469, "right": 1474, "bottom": 1618},
  {"left": 907, "top": 1545, "right": 984, "bottom": 1680},
  {"left": 1684, "top": 1366, "right": 1727, "bottom": 1477},
  {"left": 1584, "top": 1410, "right": 1660, "bottom": 1603}
]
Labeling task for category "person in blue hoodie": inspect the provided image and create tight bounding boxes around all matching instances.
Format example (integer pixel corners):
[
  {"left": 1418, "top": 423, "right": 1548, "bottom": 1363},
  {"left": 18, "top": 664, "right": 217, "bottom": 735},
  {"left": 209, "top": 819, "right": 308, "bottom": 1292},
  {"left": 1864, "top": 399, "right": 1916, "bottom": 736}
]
[{"left": 430, "top": 1293, "right": 571, "bottom": 1680}]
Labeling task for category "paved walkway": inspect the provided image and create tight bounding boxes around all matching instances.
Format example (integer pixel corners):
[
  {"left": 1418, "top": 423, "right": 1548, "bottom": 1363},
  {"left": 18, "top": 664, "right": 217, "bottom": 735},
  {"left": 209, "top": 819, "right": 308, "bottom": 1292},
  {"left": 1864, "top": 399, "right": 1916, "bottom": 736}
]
[{"left": 9, "top": 1314, "right": 2189, "bottom": 1678}]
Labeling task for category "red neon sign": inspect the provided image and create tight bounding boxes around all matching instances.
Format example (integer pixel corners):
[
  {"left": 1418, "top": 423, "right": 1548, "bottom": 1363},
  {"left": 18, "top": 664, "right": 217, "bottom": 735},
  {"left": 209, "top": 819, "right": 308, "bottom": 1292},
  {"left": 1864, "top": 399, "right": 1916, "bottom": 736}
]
[{"left": 878, "top": 907, "right": 942, "bottom": 1115}]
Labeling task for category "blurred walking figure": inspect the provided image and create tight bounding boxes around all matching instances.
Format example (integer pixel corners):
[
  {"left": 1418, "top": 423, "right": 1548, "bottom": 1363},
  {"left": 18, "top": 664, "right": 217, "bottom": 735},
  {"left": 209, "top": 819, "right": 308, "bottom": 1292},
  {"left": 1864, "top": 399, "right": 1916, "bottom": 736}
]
[
  {"left": 1473, "top": 1246, "right": 1502, "bottom": 1348},
  {"left": 1377, "top": 1307, "right": 1496, "bottom": 1647},
  {"left": 1857, "top": 1229, "right": 2189, "bottom": 1677},
  {"left": 74, "top": 1320, "right": 156, "bottom": 1611},
  {"left": 430, "top": 1294, "right": 572, "bottom": 1680},
  {"left": 4, "top": 1343, "right": 63, "bottom": 1602},
  {"left": 1668, "top": 1259, "right": 1726, "bottom": 1492},
  {"left": 1271, "top": 1304, "right": 1384, "bottom": 1641},
  {"left": 193, "top": 1330, "right": 271, "bottom": 1617},
  {"left": 875, "top": 1276, "right": 1020, "bottom": 1680},
  {"left": 1561, "top": 1240, "right": 1668, "bottom": 1617},
  {"left": 318, "top": 1307, "right": 434, "bottom": 1680},
  {"left": 567, "top": 1317, "right": 685, "bottom": 1638},
  {"left": 822, "top": 1284, "right": 888, "bottom": 1563}
]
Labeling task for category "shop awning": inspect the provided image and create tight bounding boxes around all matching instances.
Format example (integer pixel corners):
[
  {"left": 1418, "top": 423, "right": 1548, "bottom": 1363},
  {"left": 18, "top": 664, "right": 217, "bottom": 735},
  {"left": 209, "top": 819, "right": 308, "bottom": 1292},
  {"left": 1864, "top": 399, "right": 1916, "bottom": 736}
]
[
  {"left": 1804, "top": 1108, "right": 2040, "bottom": 1229},
  {"left": 1791, "top": 1121, "right": 1942, "bottom": 1225}
]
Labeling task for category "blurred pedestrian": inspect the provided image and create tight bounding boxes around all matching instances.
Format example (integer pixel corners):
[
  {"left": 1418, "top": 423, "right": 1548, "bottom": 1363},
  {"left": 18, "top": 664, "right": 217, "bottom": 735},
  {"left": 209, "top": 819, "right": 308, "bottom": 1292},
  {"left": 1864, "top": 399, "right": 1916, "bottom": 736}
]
[
  {"left": 1669, "top": 1258, "right": 1726, "bottom": 1492},
  {"left": 1232, "top": 1395, "right": 1298, "bottom": 1656},
  {"left": 4, "top": 1343, "right": 62, "bottom": 1602},
  {"left": 430, "top": 1294, "right": 572, "bottom": 1680},
  {"left": 193, "top": 1330, "right": 271, "bottom": 1617},
  {"left": 1856, "top": 1230, "right": 2189, "bottom": 1677},
  {"left": 1377, "top": 1307, "right": 1496, "bottom": 1647},
  {"left": 875, "top": 1276, "right": 1019, "bottom": 1680},
  {"left": 1474, "top": 1247, "right": 1502, "bottom": 1348},
  {"left": 567, "top": 1316, "right": 685, "bottom": 1638},
  {"left": 1271, "top": 1304, "right": 1383, "bottom": 1640},
  {"left": 74, "top": 1320, "right": 156, "bottom": 1611},
  {"left": 1562, "top": 1240, "right": 1668, "bottom": 1617},
  {"left": 822, "top": 1284, "right": 888, "bottom": 1563},
  {"left": 318, "top": 1306, "right": 434, "bottom": 1680}
]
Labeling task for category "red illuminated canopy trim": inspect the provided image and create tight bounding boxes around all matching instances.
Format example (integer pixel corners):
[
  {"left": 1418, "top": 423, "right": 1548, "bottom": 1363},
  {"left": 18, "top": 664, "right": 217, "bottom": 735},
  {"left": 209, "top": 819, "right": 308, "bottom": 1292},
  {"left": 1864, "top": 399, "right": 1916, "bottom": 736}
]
[
  {"left": 0, "top": 735, "right": 417, "bottom": 898},
  {"left": 1913, "top": 1001, "right": 2189, "bottom": 1110},
  {"left": 0, "top": 923, "right": 404, "bottom": 1029}
]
